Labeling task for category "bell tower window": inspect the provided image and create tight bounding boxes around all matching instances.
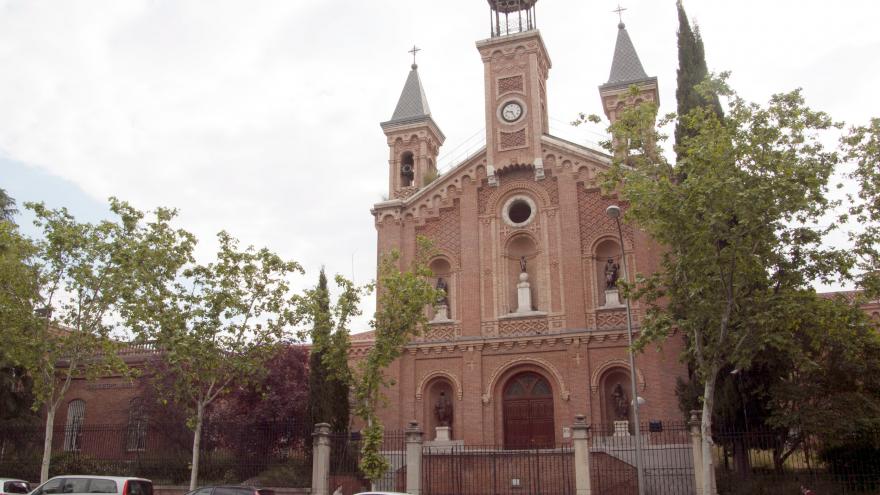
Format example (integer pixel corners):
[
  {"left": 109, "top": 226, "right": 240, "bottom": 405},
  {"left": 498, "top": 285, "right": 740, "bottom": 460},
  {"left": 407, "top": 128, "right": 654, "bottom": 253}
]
[{"left": 400, "top": 151, "right": 415, "bottom": 187}]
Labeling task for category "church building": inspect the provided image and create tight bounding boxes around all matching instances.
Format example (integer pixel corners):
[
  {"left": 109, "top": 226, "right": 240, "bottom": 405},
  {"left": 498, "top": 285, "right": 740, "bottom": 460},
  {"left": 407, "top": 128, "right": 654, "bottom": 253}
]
[{"left": 352, "top": 0, "right": 688, "bottom": 447}]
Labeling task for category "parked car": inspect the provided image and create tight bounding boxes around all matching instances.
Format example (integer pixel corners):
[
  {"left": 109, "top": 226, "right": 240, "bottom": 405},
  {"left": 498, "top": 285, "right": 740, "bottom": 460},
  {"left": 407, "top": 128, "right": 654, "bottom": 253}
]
[
  {"left": 28, "top": 476, "right": 152, "bottom": 495},
  {"left": 185, "top": 487, "right": 274, "bottom": 495},
  {"left": 0, "top": 479, "right": 30, "bottom": 495}
]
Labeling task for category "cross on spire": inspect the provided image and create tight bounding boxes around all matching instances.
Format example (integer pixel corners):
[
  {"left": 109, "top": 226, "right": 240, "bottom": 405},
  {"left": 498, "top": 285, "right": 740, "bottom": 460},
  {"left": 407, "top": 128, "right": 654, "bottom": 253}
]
[
  {"left": 613, "top": 3, "right": 627, "bottom": 24},
  {"left": 408, "top": 45, "right": 421, "bottom": 67}
]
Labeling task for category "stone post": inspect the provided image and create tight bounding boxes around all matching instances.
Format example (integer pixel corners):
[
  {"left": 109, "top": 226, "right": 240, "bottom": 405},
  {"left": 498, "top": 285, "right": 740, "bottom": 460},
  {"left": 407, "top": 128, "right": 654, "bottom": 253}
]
[
  {"left": 311, "top": 423, "right": 332, "bottom": 495},
  {"left": 572, "top": 415, "right": 592, "bottom": 495},
  {"left": 405, "top": 420, "right": 424, "bottom": 495},
  {"left": 689, "top": 411, "right": 703, "bottom": 495}
]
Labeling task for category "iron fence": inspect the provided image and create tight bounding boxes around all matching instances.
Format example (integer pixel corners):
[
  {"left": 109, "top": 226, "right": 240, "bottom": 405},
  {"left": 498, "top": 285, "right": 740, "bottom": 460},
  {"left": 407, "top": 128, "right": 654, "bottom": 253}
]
[
  {"left": 713, "top": 425, "right": 880, "bottom": 495},
  {"left": 328, "top": 430, "right": 406, "bottom": 494},
  {"left": 589, "top": 421, "right": 693, "bottom": 495},
  {"left": 422, "top": 443, "right": 575, "bottom": 495},
  {"left": 0, "top": 421, "right": 312, "bottom": 486}
]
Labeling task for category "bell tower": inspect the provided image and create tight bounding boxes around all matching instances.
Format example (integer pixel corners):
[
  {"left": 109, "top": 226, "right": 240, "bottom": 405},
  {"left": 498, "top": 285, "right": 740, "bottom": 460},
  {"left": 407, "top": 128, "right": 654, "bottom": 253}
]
[
  {"left": 381, "top": 57, "right": 445, "bottom": 200},
  {"left": 477, "top": 0, "right": 550, "bottom": 185},
  {"left": 598, "top": 20, "right": 659, "bottom": 157}
]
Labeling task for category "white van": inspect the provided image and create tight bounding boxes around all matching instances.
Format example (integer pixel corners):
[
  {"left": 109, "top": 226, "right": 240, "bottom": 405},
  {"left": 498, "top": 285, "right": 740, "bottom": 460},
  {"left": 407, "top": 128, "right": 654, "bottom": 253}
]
[{"left": 28, "top": 476, "right": 152, "bottom": 495}]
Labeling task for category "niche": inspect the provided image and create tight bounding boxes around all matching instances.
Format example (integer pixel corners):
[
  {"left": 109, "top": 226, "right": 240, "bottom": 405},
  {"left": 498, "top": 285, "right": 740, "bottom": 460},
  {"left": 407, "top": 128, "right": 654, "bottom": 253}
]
[
  {"left": 424, "top": 378, "right": 456, "bottom": 439},
  {"left": 429, "top": 257, "right": 454, "bottom": 320},
  {"left": 506, "top": 234, "right": 538, "bottom": 313},
  {"left": 594, "top": 238, "right": 622, "bottom": 307},
  {"left": 599, "top": 367, "right": 633, "bottom": 428}
]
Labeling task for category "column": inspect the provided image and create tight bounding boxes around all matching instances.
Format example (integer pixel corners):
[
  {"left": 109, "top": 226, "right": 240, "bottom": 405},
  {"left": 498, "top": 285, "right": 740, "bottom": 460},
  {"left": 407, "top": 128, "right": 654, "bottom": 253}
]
[
  {"left": 311, "top": 423, "right": 332, "bottom": 495},
  {"left": 405, "top": 421, "right": 424, "bottom": 495},
  {"left": 572, "top": 415, "right": 592, "bottom": 495}
]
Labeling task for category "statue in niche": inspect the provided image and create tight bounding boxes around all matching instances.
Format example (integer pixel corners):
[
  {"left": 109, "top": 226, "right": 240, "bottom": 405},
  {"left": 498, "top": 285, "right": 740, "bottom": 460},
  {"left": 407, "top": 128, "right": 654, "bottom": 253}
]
[
  {"left": 611, "top": 383, "right": 629, "bottom": 419},
  {"left": 434, "top": 390, "right": 453, "bottom": 427},
  {"left": 604, "top": 258, "right": 620, "bottom": 290},
  {"left": 520, "top": 256, "right": 527, "bottom": 273},
  {"left": 436, "top": 277, "right": 449, "bottom": 308}
]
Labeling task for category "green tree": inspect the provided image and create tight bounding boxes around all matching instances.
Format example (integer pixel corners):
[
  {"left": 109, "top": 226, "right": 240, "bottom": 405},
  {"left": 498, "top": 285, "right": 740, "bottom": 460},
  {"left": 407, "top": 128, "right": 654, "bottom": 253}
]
[
  {"left": 844, "top": 118, "right": 880, "bottom": 298},
  {"left": 131, "top": 231, "right": 302, "bottom": 489},
  {"left": 298, "top": 268, "right": 360, "bottom": 433},
  {"left": 0, "top": 188, "right": 17, "bottom": 222},
  {"left": 23, "top": 199, "right": 194, "bottom": 482},
  {"left": 674, "top": 0, "right": 722, "bottom": 168},
  {"left": 765, "top": 294, "right": 880, "bottom": 462},
  {"left": 353, "top": 238, "right": 439, "bottom": 483},
  {"left": 601, "top": 78, "right": 851, "bottom": 494}
]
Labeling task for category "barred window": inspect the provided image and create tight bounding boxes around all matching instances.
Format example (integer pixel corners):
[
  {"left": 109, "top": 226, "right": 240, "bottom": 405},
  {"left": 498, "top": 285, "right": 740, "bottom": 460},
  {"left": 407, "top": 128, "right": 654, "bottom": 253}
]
[
  {"left": 126, "top": 397, "right": 148, "bottom": 451},
  {"left": 63, "top": 399, "right": 85, "bottom": 451}
]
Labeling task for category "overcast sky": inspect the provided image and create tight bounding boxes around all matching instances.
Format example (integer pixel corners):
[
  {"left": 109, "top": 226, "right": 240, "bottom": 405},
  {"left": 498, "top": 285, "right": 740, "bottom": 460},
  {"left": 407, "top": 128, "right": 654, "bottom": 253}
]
[{"left": 2, "top": 0, "right": 878, "bottom": 333}]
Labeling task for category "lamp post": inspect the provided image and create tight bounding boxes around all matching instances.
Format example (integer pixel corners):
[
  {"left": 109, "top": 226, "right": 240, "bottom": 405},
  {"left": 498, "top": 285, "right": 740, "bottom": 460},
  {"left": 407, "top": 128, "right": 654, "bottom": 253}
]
[{"left": 605, "top": 204, "right": 646, "bottom": 495}]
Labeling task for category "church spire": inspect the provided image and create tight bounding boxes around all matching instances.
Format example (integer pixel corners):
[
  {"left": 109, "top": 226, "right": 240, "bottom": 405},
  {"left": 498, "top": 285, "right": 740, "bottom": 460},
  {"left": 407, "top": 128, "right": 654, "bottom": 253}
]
[
  {"left": 598, "top": 17, "right": 660, "bottom": 151},
  {"left": 383, "top": 63, "right": 433, "bottom": 127},
  {"left": 380, "top": 57, "right": 445, "bottom": 200},
  {"left": 603, "top": 21, "right": 651, "bottom": 88}
]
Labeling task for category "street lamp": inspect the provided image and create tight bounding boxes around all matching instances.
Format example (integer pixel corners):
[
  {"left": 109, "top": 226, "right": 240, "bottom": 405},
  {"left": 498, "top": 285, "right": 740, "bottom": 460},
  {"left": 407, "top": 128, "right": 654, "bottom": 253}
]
[{"left": 605, "top": 204, "right": 646, "bottom": 495}]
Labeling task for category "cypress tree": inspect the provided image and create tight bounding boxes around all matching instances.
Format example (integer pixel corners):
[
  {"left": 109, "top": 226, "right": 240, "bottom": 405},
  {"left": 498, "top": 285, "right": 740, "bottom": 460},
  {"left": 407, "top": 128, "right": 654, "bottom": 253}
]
[
  {"left": 675, "top": 0, "right": 723, "bottom": 166},
  {"left": 307, "top": 268, "right": 351, "bottom": 433}
]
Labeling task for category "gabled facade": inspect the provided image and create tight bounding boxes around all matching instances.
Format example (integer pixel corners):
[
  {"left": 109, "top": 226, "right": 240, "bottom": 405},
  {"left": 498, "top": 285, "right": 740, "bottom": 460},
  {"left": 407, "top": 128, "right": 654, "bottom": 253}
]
[{"left": 364, "top": 3, "right": 684, "bottom": 446}]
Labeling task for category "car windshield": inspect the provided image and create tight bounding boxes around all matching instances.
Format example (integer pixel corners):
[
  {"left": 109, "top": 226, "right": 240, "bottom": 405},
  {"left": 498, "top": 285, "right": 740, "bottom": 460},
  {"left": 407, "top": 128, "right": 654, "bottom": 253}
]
[{"left": 4, "top": 482, "right": 30, "bottom": 494}]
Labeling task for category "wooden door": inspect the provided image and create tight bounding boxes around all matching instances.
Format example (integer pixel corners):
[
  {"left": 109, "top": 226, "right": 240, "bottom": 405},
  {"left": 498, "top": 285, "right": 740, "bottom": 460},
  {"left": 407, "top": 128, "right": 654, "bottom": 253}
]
[{"left": 503, "top": 372, "right": 555, "bottom": 448}]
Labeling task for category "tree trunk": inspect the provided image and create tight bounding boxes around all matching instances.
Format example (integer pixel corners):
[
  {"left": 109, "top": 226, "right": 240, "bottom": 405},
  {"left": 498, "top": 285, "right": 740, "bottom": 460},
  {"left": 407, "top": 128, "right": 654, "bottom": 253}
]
[
  {"left": 40, "top": 403, "right": 57, "bottom": 483},
  {"left": 189, "top": 402, "right": 205, "bottom": 490},
  {"left": 733, "top": 437, "right": 751, "bottom": 476},
  {"left": 701, "top": 373, "right": 718, "bottom": 495}
]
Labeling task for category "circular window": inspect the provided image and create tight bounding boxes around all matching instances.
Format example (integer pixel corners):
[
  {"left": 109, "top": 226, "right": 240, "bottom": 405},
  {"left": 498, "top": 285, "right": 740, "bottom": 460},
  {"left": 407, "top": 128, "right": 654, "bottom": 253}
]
[{"left": 502, "top": 196, "right": 537, "bottom": 227}]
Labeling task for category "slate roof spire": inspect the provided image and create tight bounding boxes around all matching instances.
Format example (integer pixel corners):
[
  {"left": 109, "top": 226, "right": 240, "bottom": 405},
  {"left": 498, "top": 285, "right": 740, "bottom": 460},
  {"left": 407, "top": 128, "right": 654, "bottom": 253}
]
[
  {"left": 601, "top": 22, "right": 651, "bottom": 89},
  {"left": 384, "top": 63, "right": 432, "bottom": 126}
]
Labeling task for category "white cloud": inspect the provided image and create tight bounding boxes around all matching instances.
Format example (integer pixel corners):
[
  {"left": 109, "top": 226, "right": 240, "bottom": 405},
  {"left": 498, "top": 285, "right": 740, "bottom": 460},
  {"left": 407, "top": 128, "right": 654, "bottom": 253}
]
[{"left": 1, "top": 0, "right": 878, "bottom": 330}]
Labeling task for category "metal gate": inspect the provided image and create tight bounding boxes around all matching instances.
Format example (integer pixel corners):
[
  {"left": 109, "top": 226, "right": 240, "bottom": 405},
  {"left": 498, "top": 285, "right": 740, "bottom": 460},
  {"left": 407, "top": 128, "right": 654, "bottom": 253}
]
[{"left": 422, "top": 444, "right": 574, "bottom": 495}]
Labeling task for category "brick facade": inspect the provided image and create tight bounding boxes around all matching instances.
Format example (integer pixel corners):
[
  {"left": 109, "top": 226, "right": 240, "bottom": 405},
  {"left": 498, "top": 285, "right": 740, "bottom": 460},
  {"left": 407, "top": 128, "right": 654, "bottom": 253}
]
[{"left": 367, "top": 27, "right": 687, "bottom": 446}]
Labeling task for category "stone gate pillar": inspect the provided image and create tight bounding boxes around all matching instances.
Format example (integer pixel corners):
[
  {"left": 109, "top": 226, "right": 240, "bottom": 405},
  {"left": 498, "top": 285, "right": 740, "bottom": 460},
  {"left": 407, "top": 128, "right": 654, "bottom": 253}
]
[
  {"left": 572, "top": 415, "right": 592, "bottom": 495},
  {"left": 405, "top": 420, "right": 424, "bottom": 495},
  {"left": 312, "top": 423, "right": 332, "bottom": 495}
]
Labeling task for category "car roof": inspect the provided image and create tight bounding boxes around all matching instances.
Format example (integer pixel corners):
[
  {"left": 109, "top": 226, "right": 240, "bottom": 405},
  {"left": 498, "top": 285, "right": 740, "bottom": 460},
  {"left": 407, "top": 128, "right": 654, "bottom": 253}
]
[
  {"left": 0, "top": 479, "right": 29, "bottom": 483},
  {"left": 45, "top": 477, "right": 150, "bottom": 482}
]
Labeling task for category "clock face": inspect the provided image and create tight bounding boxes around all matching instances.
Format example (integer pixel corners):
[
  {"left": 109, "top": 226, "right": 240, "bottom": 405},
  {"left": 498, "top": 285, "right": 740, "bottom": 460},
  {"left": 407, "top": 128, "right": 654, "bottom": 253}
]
[{"left": 501, "top": 101, "right": 523, "bottom": 122}]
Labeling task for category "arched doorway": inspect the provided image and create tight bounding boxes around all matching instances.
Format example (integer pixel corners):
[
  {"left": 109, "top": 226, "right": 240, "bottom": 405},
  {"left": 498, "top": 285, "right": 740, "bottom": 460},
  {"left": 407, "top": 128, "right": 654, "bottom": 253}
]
[{"left": 503, "top": 372, "right": 554, "bottom": 448}]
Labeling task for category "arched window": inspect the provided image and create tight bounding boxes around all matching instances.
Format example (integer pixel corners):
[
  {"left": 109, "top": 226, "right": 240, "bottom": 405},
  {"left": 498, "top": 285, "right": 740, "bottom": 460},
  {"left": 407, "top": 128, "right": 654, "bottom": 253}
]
[
  {"left": 503, "top": 372, "right": 554, "bottom": 448},
  {"left": 126, "top": 397, "right": 148, "bottom": 451},
  {"left": 63, "top": 399, "right": 85, "bottom": 451},
  {"left": 400, "top": 151, "right": 415, "bottom": 187}
]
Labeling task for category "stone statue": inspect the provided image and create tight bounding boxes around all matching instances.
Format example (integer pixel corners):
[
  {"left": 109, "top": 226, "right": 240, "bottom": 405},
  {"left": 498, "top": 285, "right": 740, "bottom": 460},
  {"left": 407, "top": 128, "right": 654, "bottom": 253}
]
[
  {"left": 611, "top": 383, "right": 629, "bottom": 419},
  {"left": 520, "top": 256, "right": 527, "bottom": 273},
  {"left": 434, "top": 391, "right": 453, "bottom": 427},
  {"left": 436, "top": 277, "right": 449, "bottom": 308},
  {"left": 604, "top": 258, "right": 620, "bottom": 290}
]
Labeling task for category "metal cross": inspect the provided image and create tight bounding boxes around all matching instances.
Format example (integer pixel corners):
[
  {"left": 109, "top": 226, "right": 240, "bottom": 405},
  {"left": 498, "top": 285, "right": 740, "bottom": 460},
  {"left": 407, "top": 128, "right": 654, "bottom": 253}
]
[
  {"left": 612, "top": 3, "right": 627, "bottom": 23},
  {"left": 408, "top": 45, "right": 421, "bottom": 65}
]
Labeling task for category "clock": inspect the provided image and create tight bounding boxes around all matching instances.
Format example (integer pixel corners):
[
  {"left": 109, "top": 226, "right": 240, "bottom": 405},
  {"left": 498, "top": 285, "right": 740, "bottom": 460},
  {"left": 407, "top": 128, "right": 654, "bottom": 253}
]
[{"left": 501, "top": 101, "right": 523, "bottom": 123}]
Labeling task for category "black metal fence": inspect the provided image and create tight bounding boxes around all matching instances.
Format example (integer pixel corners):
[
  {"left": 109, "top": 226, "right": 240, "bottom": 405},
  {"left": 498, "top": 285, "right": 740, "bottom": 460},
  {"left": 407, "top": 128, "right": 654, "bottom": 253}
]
[
  {"left": 328, "top": 430, "right": 406, "bottom": 494},
  {"left": 589, "top": 421, "right": 693, "bottom": 495},
  {"left": 0, "top": 421, "right": 312, "bottom": 486},
  {"left": 422, "top": 444, "right": 575, "bottom": 495},
  {"left": 713, "top": 426, "right": 880, "bottom": 495}
]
